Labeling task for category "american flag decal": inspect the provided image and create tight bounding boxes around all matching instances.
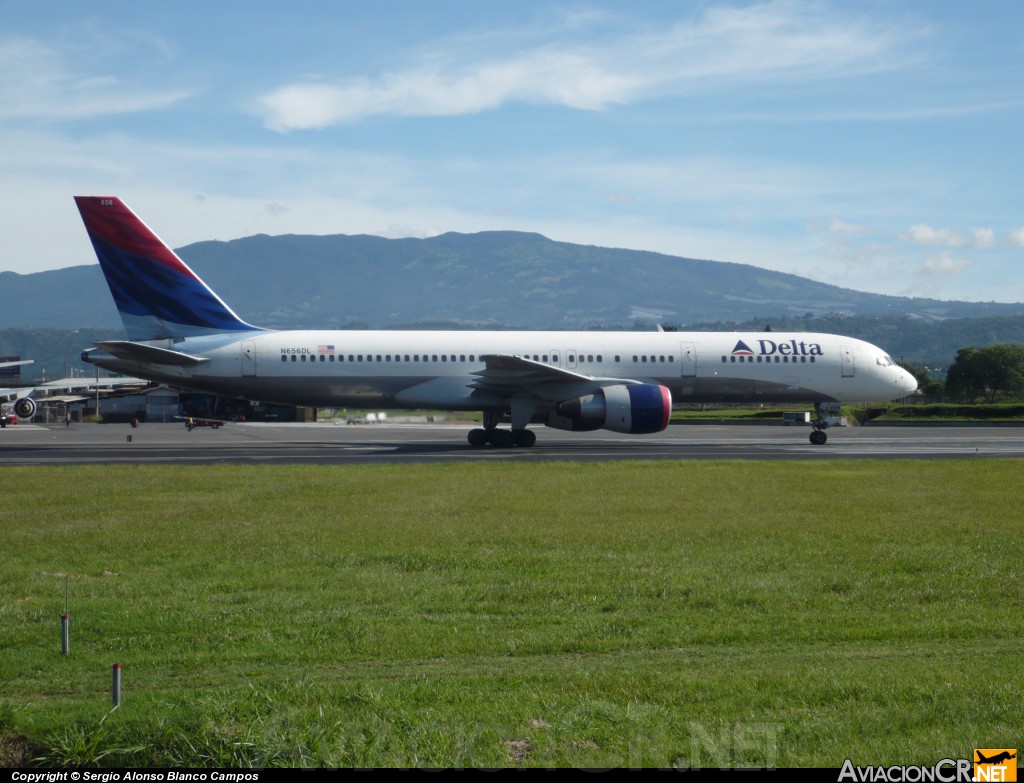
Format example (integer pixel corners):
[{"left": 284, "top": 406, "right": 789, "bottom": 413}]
[{"left": 317, "top": 344, "right": 335, "bottom": 353}]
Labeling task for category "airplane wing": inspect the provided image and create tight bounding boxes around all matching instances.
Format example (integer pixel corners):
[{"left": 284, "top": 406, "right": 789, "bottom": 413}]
[
  {"left": 0, "top": 359, "right": 33, "bottom": 370},
  {"left": 470, "top": 354, "right": 642, "bottom": 400},
  {"left": 0, "top": 386, "right": 35, "bottom": 402}
]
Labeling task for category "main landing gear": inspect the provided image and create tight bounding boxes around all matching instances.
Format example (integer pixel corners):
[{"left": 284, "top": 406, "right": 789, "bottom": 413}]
[{"left": 468, "top": 410, "right": 536, "bottom": 448}]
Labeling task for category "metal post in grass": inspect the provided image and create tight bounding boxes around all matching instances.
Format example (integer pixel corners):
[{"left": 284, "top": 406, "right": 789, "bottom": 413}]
[
  {"left": 112, "top": 663, "right": 122, "bottom": 707},
  {"left": 60, "top": 575, "right": 69, "bottom": 656}
]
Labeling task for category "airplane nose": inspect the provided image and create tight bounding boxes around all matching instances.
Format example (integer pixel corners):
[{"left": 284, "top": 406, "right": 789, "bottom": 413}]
[{"left": 899, "top": 370, "right": 918, "bottom": 396}]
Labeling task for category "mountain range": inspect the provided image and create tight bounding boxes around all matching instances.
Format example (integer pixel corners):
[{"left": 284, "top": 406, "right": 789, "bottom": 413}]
[
  {"left": 2, "top": 231, "right": 1023, "bottom": 373},
  {"left": 3, "top": 230, "right": 1023, "bottom": 331}
]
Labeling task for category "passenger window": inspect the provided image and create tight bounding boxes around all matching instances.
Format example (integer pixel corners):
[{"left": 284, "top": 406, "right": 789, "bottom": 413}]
[
  {"left": 432, "top": 355, "right": 438, "bottom": 362},
  {"left": 281, "top": 355, "right": 287, "bottom": 362}
]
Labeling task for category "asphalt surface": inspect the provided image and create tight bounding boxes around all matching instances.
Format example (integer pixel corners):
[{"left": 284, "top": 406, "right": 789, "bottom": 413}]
[{"left": 2, "top": 421, "right": 1024, "bottom": 465}]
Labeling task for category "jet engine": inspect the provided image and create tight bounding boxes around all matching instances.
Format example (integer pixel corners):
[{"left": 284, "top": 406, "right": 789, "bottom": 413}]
[
  {"left": 13, "top": 396, "right": 37, "bottom": 420},
  {"left": 549, "top": 383, "right": 671, "bottom": 434}
]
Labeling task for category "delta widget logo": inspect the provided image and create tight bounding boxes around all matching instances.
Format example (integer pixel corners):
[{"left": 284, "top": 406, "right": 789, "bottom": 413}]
[{"left": 731, "top": 340, "right": 756, "bottom": 356}]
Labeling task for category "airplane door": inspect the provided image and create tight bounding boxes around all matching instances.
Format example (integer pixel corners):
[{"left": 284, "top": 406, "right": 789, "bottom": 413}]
[
  {"left": 840, "top": 344, "right": 855, "bottom": 377},
  {"left": 241, "top": 339, "right": 257, "bottom": 377},
  {"left": 565, "top": 350, "right": 577, "bottom": 369},
  {"left": 679, "top": 342, "right": 696, "bottom": 377}
]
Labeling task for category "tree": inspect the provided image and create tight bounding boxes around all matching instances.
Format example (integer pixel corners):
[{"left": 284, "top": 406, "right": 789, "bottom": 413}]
[
  {"left": 945, "top": 344, "right": 1024, "bottom": 402},
  {"left": 898, "top": 360, "right": 943, "bottom": 397}
]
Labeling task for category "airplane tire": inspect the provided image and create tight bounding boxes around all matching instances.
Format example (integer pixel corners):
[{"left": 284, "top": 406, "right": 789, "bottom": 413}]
[
  {"left": 513, "top": 429, "right": 536, "bottom": 447},
  {"left": 489, "top": 429, "right": 515, "bottom": 448},
  {"left": 809, "top": 430, "right": 828, "bottom": 445},
  {"left": 468, "top": 428, "right": 489, "bottom": 447}
]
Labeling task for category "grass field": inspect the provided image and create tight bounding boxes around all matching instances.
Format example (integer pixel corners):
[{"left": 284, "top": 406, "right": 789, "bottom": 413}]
[{"left": 1, "top": 461, "right": 1021, "bottom": 768}]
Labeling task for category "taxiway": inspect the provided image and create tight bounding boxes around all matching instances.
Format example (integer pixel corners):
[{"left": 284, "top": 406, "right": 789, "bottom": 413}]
[{"left": 2, "top": 421, "right": 1023, "bottom": 465}]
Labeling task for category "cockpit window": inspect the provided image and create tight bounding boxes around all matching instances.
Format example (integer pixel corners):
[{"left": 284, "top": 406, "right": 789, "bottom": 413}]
[{"left": 876, "top": 355, "right": 895, "bottom": 367}]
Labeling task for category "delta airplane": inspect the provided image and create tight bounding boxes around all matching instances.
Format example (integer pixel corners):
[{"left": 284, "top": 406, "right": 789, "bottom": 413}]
[{"left": 74, "top": 196, "right": 917, "bottom": 446}]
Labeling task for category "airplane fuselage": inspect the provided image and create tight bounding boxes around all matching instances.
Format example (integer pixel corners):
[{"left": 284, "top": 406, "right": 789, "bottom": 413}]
[{"left": 86, "top": 329, "right": 913, "bottom": 411}]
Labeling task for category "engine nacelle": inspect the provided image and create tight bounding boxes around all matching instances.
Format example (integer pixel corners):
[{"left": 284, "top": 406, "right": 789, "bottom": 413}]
[
  {"left": 13, "top": 396, "right": 37, "bottom": 420},
  {"left": 550, "top": 383, "right": 672, "bottom": 434}
]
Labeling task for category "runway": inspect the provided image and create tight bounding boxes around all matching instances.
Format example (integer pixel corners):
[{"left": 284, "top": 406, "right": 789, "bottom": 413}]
[{"left": 2, "top": 421, "right": 1023, "bottom": 465}]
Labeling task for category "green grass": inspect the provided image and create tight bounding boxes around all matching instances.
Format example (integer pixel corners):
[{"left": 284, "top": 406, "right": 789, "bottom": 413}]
[
  {"left": 1, "top": 462, "right": 1021, "bottom": 767},
  {"left": 875, "top": 403, "right": 1024, "bottom": 421}
]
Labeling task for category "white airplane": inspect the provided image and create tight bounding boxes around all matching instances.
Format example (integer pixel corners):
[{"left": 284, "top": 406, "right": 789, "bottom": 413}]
[
  {"left": 0, "top": 373, "right": 150, "bottom": 422},
  {"left": 74, "top": 196, "right": 917, "bottom": 446}
]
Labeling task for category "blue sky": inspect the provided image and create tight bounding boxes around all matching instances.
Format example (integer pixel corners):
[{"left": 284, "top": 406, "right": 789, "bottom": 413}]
[{"left": 2, "top": 0, "right": 1023, "bottom": 303}]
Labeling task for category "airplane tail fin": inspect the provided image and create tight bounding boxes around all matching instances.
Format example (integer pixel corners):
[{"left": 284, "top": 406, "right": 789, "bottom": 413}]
[{"left": 74, "top": 196, "right": 261, "bottom": 341}]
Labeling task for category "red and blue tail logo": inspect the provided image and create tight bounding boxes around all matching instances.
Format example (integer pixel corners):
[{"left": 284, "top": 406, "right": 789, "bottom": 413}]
[{"left": 75, "top": 197, "right": 260, "bottom": 341}]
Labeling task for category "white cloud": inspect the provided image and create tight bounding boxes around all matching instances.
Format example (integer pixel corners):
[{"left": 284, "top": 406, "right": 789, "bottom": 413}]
[
  {"left": 827, "top": 218, "right": 871, "bottom": 235},
  {"left": 971, "top": 227, "right": 997, "bottom": 248},
  {"left": 923, "top": 251, "right": 973, "bottom": 276},
  {"left": 1006, "top": 228, "right": 1024, "bottom": 247},
  {"left": 900, "top": 224, "right": 999, "bottom": 250},
  {"left": 0, "top": 36, "right": 190, "bottom": 122},
  {"left": 905, "top": 251, "right": 975, "bottom": 297},
  {"left": 258, "top": 0, "right": 913, "bottom": 131},
  {"left": 901, "top": 223, "right": 964, "bottom": 247}
]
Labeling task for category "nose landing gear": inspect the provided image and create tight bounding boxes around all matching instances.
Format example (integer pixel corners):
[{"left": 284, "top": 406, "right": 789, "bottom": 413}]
[{"left": 809, "top": 402, "right": 840, "bottom": 445}]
